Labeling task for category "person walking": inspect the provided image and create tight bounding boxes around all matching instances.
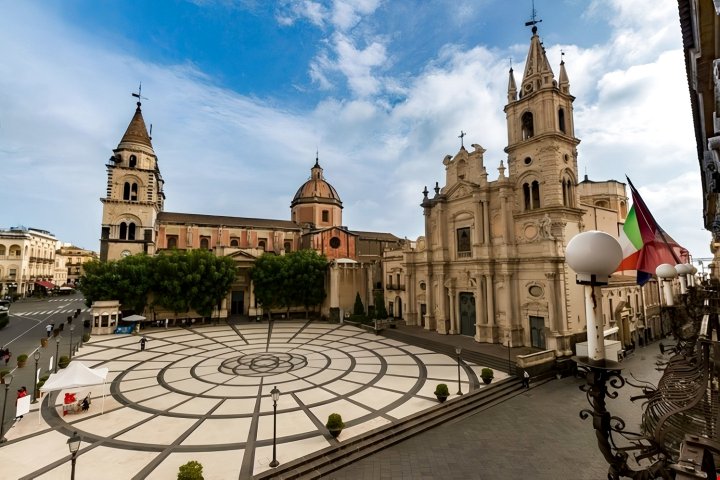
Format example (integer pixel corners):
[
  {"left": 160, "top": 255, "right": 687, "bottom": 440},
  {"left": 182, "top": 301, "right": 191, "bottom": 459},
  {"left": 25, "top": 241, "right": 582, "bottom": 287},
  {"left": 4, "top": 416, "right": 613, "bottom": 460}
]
[
  {"left": 139, "top": 336, "right": 147, "bottom": 351},
  {"left": 46, "top": 324, "right": 52, "bottom": 337},
  {"left": 16, "top": 387, "right": 28, "bottom": 419},
  {"left": 522, "top": 369, "right": 530, "bottom": 389},
  {"left": 3, "top": 349, "right": 10, "bottom": 366}
]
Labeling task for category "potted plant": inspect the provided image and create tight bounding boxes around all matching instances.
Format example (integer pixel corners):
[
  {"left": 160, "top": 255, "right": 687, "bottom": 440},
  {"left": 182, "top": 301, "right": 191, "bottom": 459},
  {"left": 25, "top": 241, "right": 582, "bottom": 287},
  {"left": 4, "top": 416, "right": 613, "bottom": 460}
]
[
  {"left": 17, "top": 354, "right": 28, "bottom": 368},
  {"left": 0, "top": 370, "right": 9, "bottom": 383},
  {"left": 326, "top": 413, "right": 345, "bottom": 438},
  {"left": 40, "top": 337, "right": 48, "bottom": 348},
  {"left": 58, "top": 355, "right": 70, "bottom": 369},
  {"left": 434, "top": 383, "right": 449, "bottom": 402},
  {"left": 177, "top": 460, "right": 204, "bottom": 480},
  {"left": 481, "top": 367, "right": 494, "bottom": 384}
]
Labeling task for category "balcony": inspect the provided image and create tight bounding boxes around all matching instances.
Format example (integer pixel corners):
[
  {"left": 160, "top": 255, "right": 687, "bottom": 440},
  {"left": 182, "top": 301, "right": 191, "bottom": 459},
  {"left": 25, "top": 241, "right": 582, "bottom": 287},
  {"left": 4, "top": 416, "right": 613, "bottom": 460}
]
[
  {"left": 457, "top": 251, "right": 472, "bottom": 258},
  {"left": 386, "top": 283, "right": 406, "bottom": 291}
]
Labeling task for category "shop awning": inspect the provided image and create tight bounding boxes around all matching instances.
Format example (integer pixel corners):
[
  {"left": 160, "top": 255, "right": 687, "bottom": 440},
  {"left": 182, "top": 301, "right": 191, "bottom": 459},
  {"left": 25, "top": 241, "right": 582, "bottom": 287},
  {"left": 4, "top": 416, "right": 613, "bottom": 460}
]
[{"left": 35, "top": 280, "right": 56, "bottom": 289}]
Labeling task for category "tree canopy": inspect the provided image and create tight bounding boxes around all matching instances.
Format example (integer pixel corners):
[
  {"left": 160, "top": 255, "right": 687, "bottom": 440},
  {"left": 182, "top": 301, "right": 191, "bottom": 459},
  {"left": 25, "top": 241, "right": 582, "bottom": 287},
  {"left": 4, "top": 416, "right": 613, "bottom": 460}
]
[
  {"left": 78, "top": 250, "right": 236, "bottom": 317},
  {"left": 250, "top": 249, "right": 327, "bottom": 319}
]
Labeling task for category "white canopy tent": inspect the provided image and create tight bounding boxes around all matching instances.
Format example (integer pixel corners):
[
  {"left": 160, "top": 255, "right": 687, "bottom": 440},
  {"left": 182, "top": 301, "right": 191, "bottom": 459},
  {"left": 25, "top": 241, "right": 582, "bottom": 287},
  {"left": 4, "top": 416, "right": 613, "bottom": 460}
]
[
  {"left": 40, "top": 361, "right": 109, "bottom": 420},
  {"left": 122, "top": 314, "right": 146, "bottom": 322}
]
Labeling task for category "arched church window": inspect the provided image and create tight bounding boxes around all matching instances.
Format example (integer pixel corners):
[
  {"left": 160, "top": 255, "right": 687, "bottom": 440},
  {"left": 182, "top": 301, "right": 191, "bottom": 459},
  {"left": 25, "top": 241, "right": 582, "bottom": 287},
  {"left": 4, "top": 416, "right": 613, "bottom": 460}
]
[
  {"left": 284, "top": 241, "right": 292, "bottom": 252},
  {"left": 129, "top": 155, "right": 137, "bottom": 168},
  {"left": 322, "top": 210, "right": 329, "bottom": 223},
  {"left": 531, "top": 181, "right": 540, "bottom": 208},
  {"left": 123, "top": 182, "right": 131, "bottom": 200},
  {"left": 119, "top": 222, "right": 127, "bottom": 239},
  {"left": 167, "top": 236, "right": 178, "bottom": 249},
  {"left": 128, "top": 223, "right": 136, "bottom": 240},
  {"left": 521, "top": 112, "right": 534, "bottom": 139},
  {"left": 200, "top": 237, "right": 209, "bottom": 250},
  {"left": 230, "top": 238, "right": 239, "bottom": 247},
  {"left": 523, "top": 183, "right": 531, "bottom": 210},
  {"left": 258, "top": 239, "right": 266, "bottom": 251},
  {"left": 457, "top": 159, "right": 467, "bottom": 180},
  {"left": 562, "top": 178, "right": 574, "bottom": 207},
  {"left": 558, "top": 108, "right": 566, "bottom": 133},
  {"left": 0, "top": 245, "right": 5, "bottom": 256},
  {"left": 620, "top": 201, "right": 627, "bottom": 217},
  {"left": 456, "top": 227, "right": 471, "bottom": 257},
  {"left": 131, "top": 183, "right": 138, "bottom": 201}
]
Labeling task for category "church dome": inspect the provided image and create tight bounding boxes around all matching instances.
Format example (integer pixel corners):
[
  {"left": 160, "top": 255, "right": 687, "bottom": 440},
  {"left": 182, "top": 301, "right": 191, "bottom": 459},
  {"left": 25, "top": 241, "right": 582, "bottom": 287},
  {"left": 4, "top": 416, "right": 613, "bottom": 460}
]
[{"left": 291, "top": 157, "right": 342, "bottom": 207}]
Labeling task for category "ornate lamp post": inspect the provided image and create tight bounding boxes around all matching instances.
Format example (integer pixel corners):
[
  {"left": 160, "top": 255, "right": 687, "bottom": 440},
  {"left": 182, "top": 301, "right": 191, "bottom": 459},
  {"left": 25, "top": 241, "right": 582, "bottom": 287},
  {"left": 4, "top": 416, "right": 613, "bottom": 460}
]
[
  {"left": 32, "top": 350, "right": 40, "bottom": 403},
  {"left": 69, "top": 324, "right": 75, "bottom": 358},
  {"left": 455, "top": 346, "right": 463, "bottom": 395},
  {"left": 67, "top": 431, "right": 81, "bottom": 480},
  {"left": 269, "top": 386, "right": 280, "bottom": 468},
  {"left": 567, "top": 231, "right": 670, "bottom": 478},
  {"left": 55, "top": 336, "right": 61, "bottom": 373},
  {"left": 0, "top": 373, "right": 13, "bottom": 443},
  {"left": 674, "top": 263, "right": 692, "bottom": 295}
]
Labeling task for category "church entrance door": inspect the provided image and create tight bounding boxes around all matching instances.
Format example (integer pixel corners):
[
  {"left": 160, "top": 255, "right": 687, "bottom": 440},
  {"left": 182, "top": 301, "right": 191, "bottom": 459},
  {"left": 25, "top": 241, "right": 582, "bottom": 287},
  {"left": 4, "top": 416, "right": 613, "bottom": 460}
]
[
  {"left": 231, "top": 290, "right": 244, "bottom": 315},
  {"left": 459, "top": 292, "right": 475, "bottom": 336},
  {"left": 530, "top": 315, "right": 546, "bottom": 349},
  {"left": 420, "top": 303, "right": 426, "bottom": 327}
]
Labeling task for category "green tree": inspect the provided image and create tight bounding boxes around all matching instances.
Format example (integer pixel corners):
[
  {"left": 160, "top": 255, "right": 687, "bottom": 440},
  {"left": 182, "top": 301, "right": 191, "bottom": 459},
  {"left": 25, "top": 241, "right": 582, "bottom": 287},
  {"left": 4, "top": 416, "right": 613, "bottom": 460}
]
[
  {"left": 78, "top": 255, "right": 152, "bottom": 312},
  {"left": 353, "top": 292, "right": 365, "bottom": 316},
  {"left": 185, "top": 249, "right": 237, "bottom": 318},
  {"left": 286, "top": 250, "right": 327, "bottom": 318},
  {"left": 151, "top": 250, "right": 192, "bottom": 317},
  {"left": 374, "top": 292, "right": 387, "bottom": 319},
  {"left": 250, "top": 253, "right": 286, "bottom": 320},
  {"left": 177, "top": 460, "right": 204, "bottom": 480}
]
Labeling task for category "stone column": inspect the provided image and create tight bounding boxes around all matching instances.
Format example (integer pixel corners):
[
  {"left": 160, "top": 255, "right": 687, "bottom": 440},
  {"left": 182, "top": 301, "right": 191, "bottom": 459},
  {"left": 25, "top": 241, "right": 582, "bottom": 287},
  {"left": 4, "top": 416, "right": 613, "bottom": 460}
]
[
  {"left": 473, "top": 195, "right": 482, "bottom": 247},
  {"left": 483, "top": 201, "right": 490, "bottom": 244},
  {"left": 330, "top": 264, "right": 340, "bottom": 309},
  {"left": 545, "top": 272, "right": 559, "bottom": 332},
  {"left": 485, "top": 274, "right": 495, "bottom": 326},
  {"left": 448, "top": 288, "right": 456, "bottom": 334},
  {"left": 436, "top": 274, "right": 447, "bottom": 333}
]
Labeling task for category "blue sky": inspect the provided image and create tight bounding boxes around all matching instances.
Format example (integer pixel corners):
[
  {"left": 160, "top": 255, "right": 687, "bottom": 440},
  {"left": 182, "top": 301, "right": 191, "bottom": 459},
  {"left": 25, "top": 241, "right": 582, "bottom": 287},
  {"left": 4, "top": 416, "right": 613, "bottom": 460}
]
[{"left": 0, "top": 0, "right": 708, "bottom": 261}]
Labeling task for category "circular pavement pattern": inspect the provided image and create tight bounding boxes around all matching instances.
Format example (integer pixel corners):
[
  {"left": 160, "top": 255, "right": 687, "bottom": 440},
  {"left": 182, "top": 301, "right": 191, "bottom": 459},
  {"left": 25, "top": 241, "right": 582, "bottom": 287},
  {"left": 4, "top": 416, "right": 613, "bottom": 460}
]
[{"left": 18, "top": 322, "right": 493, "bottom": 479}]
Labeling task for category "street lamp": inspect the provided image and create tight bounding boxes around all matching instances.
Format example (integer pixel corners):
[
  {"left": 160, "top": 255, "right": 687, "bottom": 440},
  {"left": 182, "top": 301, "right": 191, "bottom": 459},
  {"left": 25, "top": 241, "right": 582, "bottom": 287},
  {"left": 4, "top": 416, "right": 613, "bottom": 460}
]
[
  {"left": 0, "top": 373, "right": 12, "bottom": 442},
  {"left": 269, "top": 386, "right": 280, "bottom": 468},
  {"left": 32, "top": 350, "right": 40, "bottom": 403},
  {"left": 674, "top": 263, "right": 692, "bottom": 295},
  {"left": 656, "top": 263, "right": 678, "bottom": 306},
  {"left": 69, "top": 324, "right": 75, "bottom": 358},
  {"left": 67, "top": 431, "right": 81, "bottom": 480},
  {"left": 566, "top": 231, "right": 670, "bottom": 477},
  {"left": 55, "top": 336, "right": 61, "bottom": 373},
  {"left": 454, "top": 346, "right": 463, "bottom": 395}
]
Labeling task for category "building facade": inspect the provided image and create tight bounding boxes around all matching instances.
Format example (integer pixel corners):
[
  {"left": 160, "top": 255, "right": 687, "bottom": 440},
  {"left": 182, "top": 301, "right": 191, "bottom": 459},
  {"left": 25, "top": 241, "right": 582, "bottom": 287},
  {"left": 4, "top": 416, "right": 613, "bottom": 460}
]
[
  {"left": 0, "top": 227, "right": 58, "bottom": 297},
  {"left": 382, "top": 27, "right": 657, "bottom": 355},
  {"left": 56, "top": 245, "right": 99, "bottom": 286}
]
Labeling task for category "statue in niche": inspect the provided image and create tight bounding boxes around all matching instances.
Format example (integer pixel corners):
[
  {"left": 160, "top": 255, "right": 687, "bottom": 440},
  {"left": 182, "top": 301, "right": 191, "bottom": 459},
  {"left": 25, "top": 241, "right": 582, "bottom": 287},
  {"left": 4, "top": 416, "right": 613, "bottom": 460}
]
[{"left": 538, "top": 214, "right": 553, "bottom": 240}]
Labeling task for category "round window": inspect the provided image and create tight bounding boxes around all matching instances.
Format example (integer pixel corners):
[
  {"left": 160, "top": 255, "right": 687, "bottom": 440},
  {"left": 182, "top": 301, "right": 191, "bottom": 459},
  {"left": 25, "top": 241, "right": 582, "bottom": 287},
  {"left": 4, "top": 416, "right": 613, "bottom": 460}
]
[
  {"left": 329, "top": 237, "right": 341, "bottom": 248},
  {"left": 420, "top": 282, "right": 426, "bottom": 291},
  {"left": 524, "top": 157, "right": 532, "bottom": 165},
  {"left": 529, "top": 285, "right": 543, "bottom": 297}
]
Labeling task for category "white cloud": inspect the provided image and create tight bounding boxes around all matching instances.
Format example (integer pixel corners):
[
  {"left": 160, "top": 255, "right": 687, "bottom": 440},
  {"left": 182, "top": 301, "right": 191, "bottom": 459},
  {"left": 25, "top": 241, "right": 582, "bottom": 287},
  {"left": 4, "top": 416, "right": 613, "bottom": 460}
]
[{"left": 0, "top": 0, "right": 710, "bottom": 261}]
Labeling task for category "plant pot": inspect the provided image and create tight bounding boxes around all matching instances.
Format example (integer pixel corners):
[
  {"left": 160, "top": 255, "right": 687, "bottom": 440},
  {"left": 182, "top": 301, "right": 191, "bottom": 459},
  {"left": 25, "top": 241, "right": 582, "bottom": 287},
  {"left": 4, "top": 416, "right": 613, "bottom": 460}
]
[
  {"left": 329, "top": 428, "right": 342, "bottom": 438},
  {"left": 17, "top": 360, "right": 26, "bottom": 368},
  {"left": 481, "top": 377, "right": 492, "bottom": 385},
  {"left": 435, "top": 394, "right": 448, "bottom": 403},
  {"left": 40, "top": 338, "right": 48, "bottom": 348}
]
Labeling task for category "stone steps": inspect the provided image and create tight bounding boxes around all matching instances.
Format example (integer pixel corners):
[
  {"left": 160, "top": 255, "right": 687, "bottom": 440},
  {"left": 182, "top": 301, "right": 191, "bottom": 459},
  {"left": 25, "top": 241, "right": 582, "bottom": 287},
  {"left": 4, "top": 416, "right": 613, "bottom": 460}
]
[
  {"left": 253, "top": 377, "right": 540, "bottom": 479},
  {"left": 379, "top": 328, "right": 517, "bottom": 375}
]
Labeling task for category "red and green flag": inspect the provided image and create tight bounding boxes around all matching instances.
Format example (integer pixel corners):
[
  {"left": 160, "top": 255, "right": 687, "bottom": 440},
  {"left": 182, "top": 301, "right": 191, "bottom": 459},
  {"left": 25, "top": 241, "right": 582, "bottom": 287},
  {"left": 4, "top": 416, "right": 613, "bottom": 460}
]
[{"left": 616, "top": 176, "right": 689, "bottom": 285}]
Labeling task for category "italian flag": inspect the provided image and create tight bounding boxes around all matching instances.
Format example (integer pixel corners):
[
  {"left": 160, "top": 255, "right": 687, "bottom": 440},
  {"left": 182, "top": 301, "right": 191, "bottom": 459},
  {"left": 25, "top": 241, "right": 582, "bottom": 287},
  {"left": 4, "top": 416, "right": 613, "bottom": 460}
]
[{"left": 616, "top": 177, "right": 689, "bottom": 285}]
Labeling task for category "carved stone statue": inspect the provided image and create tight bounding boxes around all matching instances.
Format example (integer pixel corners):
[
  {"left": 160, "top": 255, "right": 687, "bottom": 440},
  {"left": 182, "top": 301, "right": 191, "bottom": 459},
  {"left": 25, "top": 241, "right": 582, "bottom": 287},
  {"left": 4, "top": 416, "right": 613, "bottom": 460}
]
[{"left": 538, "top": 214, "right": 553, "bottom": 240}]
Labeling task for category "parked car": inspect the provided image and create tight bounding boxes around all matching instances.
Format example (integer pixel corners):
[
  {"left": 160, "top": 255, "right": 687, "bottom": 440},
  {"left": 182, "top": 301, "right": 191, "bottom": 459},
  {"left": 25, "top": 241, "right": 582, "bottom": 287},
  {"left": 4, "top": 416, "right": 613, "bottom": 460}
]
[{"left": 0, "top": 300, "right": 9, "bottom": 314}]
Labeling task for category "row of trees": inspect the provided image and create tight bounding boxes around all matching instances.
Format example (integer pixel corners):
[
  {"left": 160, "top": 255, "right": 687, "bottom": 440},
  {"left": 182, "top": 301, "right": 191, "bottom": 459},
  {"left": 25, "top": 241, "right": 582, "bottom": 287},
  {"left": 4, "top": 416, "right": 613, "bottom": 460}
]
[
  {"left": 250, "top": 250, "right": 328, "bottom": 319},
  {"left": 78, "top": 249, "right": 237, "bottom": 318}
]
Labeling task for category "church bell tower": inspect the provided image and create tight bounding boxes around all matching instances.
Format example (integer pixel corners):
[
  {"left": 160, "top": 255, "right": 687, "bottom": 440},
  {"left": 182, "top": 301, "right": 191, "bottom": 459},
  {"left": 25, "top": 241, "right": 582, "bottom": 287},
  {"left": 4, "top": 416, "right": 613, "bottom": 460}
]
[{"left": 99, "top": 92, "right": 164, "bottom": 261}]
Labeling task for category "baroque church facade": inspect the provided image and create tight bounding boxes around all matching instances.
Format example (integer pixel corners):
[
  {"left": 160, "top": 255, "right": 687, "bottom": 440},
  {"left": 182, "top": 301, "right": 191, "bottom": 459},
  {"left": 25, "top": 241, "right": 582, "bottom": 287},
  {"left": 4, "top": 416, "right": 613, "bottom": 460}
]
[{"left": 381, "top": 27, "right": 660, "bottom": 356}]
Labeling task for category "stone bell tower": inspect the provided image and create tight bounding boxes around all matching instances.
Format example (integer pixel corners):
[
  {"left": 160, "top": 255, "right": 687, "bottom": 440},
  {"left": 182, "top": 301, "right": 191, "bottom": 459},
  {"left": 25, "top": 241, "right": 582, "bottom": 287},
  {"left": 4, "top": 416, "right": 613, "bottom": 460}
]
[
  {"left": 504, "top": 25, "right": 581, "bottom": 217},
  {"left": 99, "top": 95, "right": 164, "bottom": 261}
]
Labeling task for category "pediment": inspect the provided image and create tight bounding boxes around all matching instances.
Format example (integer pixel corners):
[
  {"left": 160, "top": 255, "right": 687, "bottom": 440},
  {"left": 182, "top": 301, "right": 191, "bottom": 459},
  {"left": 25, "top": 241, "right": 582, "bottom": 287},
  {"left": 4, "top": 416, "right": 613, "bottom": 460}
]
[
  {"left": 226, "top": 250, "right": 259, "bottom": 261},
  {"left": 445, "top": 181, "right": 476, "bottom": 201}
]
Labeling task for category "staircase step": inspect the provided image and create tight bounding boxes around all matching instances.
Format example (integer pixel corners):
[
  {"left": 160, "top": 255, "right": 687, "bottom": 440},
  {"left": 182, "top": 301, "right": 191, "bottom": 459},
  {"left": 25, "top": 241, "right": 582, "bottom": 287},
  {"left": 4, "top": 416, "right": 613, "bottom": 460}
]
[{"left": 254, "top": 378, "right": 529, "bottom": 479}]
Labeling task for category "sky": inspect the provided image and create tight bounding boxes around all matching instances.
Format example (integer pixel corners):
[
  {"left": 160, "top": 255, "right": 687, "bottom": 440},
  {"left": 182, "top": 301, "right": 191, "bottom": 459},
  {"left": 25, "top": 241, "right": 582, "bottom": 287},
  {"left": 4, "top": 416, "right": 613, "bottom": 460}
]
[{"left": 0, "top": 0, "right": 709, "bottom": 262}]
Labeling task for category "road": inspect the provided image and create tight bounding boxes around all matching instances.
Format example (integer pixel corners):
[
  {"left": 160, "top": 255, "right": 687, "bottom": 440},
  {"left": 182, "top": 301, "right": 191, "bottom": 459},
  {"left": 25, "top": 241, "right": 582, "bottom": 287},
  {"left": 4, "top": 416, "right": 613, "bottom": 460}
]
[{"left": 0, "top": 293, "right": 90, "bottom": 437}]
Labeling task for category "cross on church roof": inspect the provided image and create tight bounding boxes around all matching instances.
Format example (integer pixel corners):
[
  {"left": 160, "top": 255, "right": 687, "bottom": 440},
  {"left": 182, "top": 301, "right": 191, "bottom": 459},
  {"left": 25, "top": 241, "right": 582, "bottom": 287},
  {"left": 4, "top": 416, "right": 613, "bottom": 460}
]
[
  {"left": 524, "top": 0, "right": 542, "bottom": 33},
  {"left": 131, "top": 82, "right": 148, "bottom": 107},
  {"left": 458, "top": 130, "right": 466, "bottom": 148}
]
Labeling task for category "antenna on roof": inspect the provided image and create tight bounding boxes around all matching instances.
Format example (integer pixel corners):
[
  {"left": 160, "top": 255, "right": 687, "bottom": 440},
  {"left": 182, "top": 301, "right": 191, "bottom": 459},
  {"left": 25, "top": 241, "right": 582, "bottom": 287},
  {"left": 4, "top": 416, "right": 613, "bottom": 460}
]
[
  {"left": 524, "top": 0, "right": 542, "bottom": 33},
  {"left": 131, "top": 82, "right": 148, "bottom": 107}
]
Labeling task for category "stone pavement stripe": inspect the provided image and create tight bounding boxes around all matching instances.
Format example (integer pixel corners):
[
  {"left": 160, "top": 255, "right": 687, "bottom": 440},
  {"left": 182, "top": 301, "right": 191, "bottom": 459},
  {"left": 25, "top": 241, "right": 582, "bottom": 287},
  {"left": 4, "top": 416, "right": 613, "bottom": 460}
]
[
  {"left": 239, "top": 380, "right": 264, "bottom": 479},
  {"left": 131, "top": 399, "right": 226, "bottom": 479},
  {"left": 265, "top": 320, "right": 274, "bottom": 352},
  {"left": 287, "top": 318, "right": 318, "bottom": 343},
  {"left": 227, "top": 322, "right": 250, "bottom": 345},
  {"left": 289, "top": 390, "right": 338, "bottom": 444}
]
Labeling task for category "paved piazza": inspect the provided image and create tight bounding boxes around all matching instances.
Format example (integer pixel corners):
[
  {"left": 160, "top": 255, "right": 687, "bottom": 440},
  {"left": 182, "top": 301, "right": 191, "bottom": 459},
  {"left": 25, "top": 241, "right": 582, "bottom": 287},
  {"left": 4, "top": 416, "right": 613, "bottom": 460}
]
[{"left": 5, "top": 322, "right": 504, "bottom": 479}]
